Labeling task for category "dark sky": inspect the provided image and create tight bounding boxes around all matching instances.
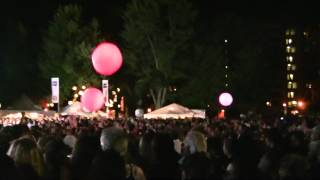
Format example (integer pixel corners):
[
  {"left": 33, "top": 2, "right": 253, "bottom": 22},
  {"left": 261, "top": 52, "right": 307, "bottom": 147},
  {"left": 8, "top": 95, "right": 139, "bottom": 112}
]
[
  {"left": 1, "top": 0, "right": 319, "bottom": 35},
  {"left": 1, "top": 0, "right": 319, "bottom": 24}
]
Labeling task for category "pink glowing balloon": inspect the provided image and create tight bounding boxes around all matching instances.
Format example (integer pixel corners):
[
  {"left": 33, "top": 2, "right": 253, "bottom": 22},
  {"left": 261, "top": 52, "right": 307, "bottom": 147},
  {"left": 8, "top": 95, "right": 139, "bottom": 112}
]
[
  {"left": 219, "top": 92, "right": 233, "bottom": 107},
  {"left": 81, "top": 88, "right": 105, "bottom": 112},
  {"left": 91, "top": 42, "right": 123, "bottom": 76}
]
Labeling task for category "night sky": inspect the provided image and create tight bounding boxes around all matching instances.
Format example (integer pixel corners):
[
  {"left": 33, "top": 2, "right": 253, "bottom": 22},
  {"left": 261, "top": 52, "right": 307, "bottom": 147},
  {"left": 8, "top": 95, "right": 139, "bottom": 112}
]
[{"left": 0, "top": 0, "right": 319, "bottom": 106}]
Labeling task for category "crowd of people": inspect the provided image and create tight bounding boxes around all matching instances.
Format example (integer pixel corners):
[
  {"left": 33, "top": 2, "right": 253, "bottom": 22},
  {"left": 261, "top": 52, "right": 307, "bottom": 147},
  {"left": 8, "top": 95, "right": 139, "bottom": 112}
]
[{"left": 0, "top": 115, "right": 320, "bottom": 180}]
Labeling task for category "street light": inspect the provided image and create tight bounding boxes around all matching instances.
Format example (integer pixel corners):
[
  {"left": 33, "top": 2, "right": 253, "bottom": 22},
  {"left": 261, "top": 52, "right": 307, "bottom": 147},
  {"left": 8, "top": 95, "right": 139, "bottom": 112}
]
[
  {"left": 298, "top": 101, "right": 304, "bottom": 108},
  {"left": 72, "top": 86, "right": 77, "bottom": 91},
  {"left": 78, "top": 90, "right": 84, "bottom": 96},
  {"left": 266, "top": 101, "right": 271, "bottom": 107}
]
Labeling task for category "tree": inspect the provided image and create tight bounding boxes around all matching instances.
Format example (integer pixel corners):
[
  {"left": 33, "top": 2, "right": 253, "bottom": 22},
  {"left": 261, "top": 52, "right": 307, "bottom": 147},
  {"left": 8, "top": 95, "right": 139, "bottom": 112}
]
[
  {"left": 39, "top": 5, "right": 101, "bottom": 104},
  {"left": 121, "top": 0, "right": 197, "bottom": 109}
]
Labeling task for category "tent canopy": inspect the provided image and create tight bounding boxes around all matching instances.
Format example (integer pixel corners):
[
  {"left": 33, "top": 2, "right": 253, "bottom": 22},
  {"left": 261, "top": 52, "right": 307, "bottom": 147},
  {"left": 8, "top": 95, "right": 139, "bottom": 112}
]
[
  {"left": 61, "top": 102, "right": 107, "bottom": 118},
  {"left": 6, "top": 95, "right": 42, "bottom": 111},
  {"left": 144, "top": 103, "right": 205, "bottom": 119},
  {"left": 0, "top": 95, "right": 56, "bottom": 120},
  {"left": 61, "top": 102, "right": 91, "bottom": 116}
]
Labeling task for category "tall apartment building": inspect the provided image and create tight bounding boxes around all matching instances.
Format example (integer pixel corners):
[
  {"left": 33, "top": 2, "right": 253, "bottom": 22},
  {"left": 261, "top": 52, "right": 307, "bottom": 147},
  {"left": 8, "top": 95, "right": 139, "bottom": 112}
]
[
  {"left": 283, "top": 26, "right": 320, "bottom": 115},
  {"left": 284, "top": 29, "right": 298, "bottom": 114}
]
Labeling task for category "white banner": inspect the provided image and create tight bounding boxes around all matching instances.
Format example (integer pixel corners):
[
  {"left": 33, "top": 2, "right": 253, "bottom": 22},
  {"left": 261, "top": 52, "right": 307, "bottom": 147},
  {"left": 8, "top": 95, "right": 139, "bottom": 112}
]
[
  {"left": 102, "top": 80, "right": 109, "bottom": 106},
  {"left": 51, "top": 77, "right": 59, "bottom": 103}
]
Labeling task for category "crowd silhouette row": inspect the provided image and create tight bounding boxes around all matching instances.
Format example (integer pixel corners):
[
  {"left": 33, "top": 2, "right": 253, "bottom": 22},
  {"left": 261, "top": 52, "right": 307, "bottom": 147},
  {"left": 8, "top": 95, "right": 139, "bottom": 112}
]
[{"left": 1, "top": 116, "right": 320, "bottom": 180}]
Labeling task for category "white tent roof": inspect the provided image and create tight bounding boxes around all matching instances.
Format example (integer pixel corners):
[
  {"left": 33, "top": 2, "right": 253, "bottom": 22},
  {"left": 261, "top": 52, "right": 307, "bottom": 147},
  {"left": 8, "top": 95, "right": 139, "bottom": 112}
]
[
  {"left": 61, "top": 102, "right": 107, "bottom": 118},
  {"left": 144, "top": 103, "right": 205, "bottom": 119},
  {"left": 61, "top": 102, "right": 92, "bottom": 117}
]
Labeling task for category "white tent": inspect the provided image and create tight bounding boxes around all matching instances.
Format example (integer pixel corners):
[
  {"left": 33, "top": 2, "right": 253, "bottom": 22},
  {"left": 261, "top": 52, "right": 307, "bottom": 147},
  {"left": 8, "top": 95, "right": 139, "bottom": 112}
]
[
  {"left": 0, "top": 110, "right": 56, "bottom": 119},
  {"left": 61, "top": 102, "right": 107, "bottom": 118},
  {"left": 143, "top": 103, "right": 205, "bottom": 119},
  {"left": 61, "top": 102, "right": 92, "bottom": 117}
]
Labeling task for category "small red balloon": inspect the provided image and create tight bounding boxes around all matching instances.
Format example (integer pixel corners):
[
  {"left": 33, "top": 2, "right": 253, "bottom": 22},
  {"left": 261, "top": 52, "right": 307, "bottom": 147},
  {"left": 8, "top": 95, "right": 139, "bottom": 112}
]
[
  {"left": 91, "top": 42, "right": 123, "bottom": 76},
  {"left": 81, "top": 88, "right": 105, "bottom": 112}
]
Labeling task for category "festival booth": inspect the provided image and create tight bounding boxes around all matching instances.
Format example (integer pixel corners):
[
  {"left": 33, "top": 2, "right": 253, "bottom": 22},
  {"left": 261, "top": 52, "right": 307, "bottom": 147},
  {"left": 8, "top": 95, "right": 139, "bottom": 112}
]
[
  {"left": 61, "top": 101, "right": 92, "bottom": 117},
  {"left": 0, "top": 95, "right": 56, "bottom": 125},
  {"left": 61, "top": 101, "right": 108, "bottom": 118},
  {"left": 143, "top": 103, "right": 205, "bottom": 119}
]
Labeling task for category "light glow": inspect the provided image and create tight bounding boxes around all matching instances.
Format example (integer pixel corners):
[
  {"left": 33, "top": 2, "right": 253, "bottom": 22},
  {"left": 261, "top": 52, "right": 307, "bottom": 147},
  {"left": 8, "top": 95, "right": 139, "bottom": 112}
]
[{"left": 219, "top": 92, "right": 233, "bottom": 107}]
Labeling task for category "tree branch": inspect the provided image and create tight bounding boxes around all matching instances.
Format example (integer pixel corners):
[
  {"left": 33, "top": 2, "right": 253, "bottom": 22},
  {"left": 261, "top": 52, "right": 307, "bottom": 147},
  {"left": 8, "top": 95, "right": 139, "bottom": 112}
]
[
  {"left": 147, "top": 35, "right": 159, "bottom": 70},
  {"left": 156, "top": 88, "right": 162, "bottom": 109},
  {"left": 160, "top": 87, "right": 167, "bottom": 107},
  {"left": 150, "top": 89, "right": 157, "bottom": 107}
]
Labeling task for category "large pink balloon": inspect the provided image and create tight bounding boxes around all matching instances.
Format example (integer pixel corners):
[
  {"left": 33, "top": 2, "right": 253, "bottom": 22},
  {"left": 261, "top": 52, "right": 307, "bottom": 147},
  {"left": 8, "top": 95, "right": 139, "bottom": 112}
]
[
  {"left": 219, "top": 92, "right": 233, "bottom": 107},
  {"left": 81, "top": 88, "right": 105, "bottom": 112},
  {"left": 91, "top": 42, "right": 123, "bottom": 76}
]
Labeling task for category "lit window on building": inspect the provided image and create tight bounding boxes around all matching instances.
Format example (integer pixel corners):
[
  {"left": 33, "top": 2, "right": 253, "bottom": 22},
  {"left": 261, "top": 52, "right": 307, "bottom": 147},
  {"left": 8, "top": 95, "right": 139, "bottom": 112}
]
[
  {"left": 292, "top": 82, "right": 297, "bottom": 89},
  {"left": 288, "top": 74, "right": 294, "bottom": 80},
  {"left": 286, "top": 39, "right": 293, "bottom": 44},
  {"left": 286, "top": 46, "right": 291, "bottom": 53},
  {"left": 287, "top": 64, "right": 296, "bottom": 71},
  {"left": 292, "top": 100, "right": 297, "bottom": 105},
  {"left": 288, "top": 56, "right": 293, "bottom": 62},
  {"left": 287, "top": 47, "right": 296, "bottom": 53},
  {"left": 306, "top": 83, "right": 312, "bottom": 89},
  {"left": 287, "top": 92, "right": 294, "bottom": 98},
  {"left": 286, "top": 30, "right": 290, "bottom": 36},
  {"left": 290, "top": 29, "right": 295, "bottom": 35},
  {"left": 288, "top": 81, "right": 292, "bottom": 89}
]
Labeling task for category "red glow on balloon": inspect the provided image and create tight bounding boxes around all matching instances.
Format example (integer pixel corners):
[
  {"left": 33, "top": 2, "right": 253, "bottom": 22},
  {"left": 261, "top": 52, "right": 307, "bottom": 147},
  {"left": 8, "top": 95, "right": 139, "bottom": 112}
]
[
  {"left": 91, "top": 42, "right": 123, "bottom": 76},
  {"left": 219, "top": 92, "right": 233, "bottom": 107},
  {"left": 81, "top": 88, "right": 105, "bottom": 112}
]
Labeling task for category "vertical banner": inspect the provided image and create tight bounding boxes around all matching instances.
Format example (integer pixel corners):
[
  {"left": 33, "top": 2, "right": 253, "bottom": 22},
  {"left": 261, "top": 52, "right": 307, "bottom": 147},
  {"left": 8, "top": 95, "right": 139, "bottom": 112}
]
[
  {"left": 51, "top": 77, "right": 59, "bottom": 103},
  {"left": 102, "top": 80, "right": 109, "bottom": 107}
]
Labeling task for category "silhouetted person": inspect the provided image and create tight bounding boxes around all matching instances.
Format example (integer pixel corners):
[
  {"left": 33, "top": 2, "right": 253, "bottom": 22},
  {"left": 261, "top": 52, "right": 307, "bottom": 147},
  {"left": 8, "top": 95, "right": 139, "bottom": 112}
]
[
  {"left": 181, "top": 152, "right": 212, "bottom": 180},
  {"left": 148, "top": 133, "right": 181, "bottom": 180},
  {"left": 71, "top": 135, "right": 101, "bottom": 180},
  {"left": 89, "top": 149, "right": 126, "bottom": 180}
]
